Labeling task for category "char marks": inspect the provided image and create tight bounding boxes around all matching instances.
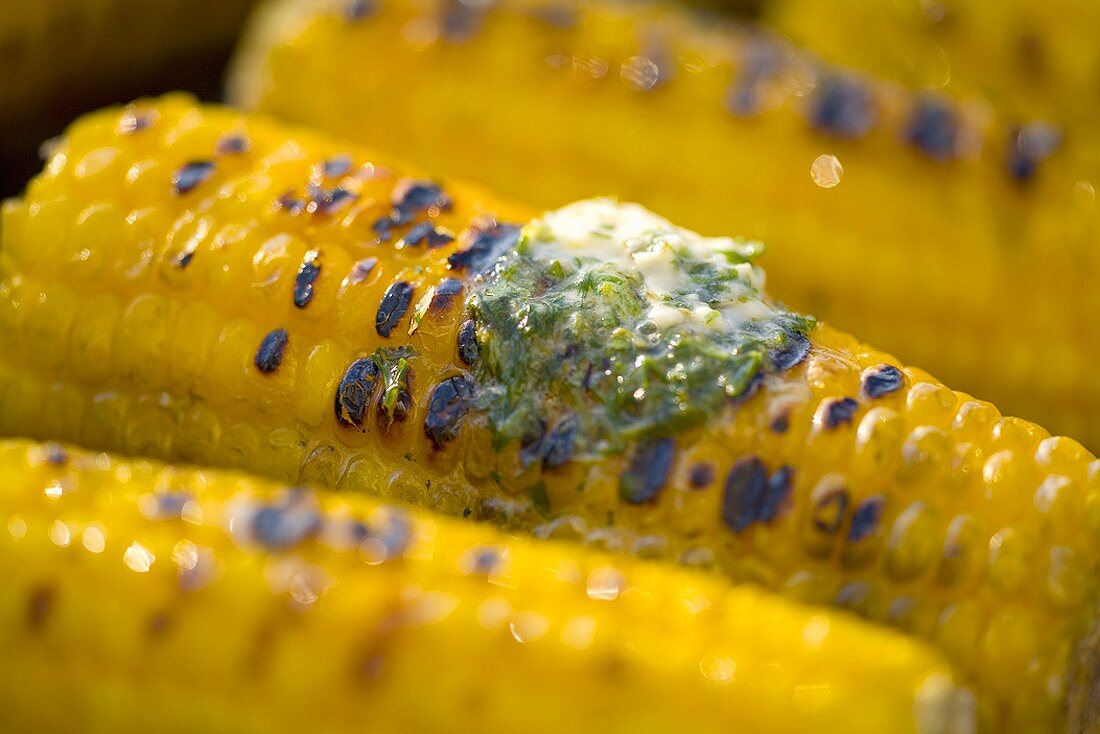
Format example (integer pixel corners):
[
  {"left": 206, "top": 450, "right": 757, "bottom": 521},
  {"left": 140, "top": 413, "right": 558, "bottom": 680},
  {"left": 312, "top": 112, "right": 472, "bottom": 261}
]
[
  {"left": 862, "top": 364, "right": 904, "bottom": 399},
  {"left": 721, "top": 457, "right": 795, "bottom": 534},
  {"left": 255, "top": 329, "right": 289, "bottom": 374},
  {"left": 447, "top": 223, "right": 522, "bottom": 273},
  {"left": 294, "top": 251, "right": 322, "bottom": 309},
  {"left": 425, "top": 376, "right": 475, "bottom": 449},
  {"left": 336, "top": 358, "right": 381, "bottom": 428},
  {"left": 172, "top": 160, "right": 216, "bottom": 196},
  {"left": 620, "top": 438, "right": 676, "bottom": 504},
  {"left": 376, "top": 281, "right": 415, "bottom": 337}
]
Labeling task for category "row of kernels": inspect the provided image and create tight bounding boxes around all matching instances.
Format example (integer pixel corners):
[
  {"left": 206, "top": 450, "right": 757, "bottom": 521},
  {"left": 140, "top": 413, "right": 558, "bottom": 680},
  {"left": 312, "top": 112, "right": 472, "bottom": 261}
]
[
  {"left": 1, "top": 265, "right": 484, "bottom": 489},
  {"left": 7, "top": 100, "right": 491, "bottom": 352}
]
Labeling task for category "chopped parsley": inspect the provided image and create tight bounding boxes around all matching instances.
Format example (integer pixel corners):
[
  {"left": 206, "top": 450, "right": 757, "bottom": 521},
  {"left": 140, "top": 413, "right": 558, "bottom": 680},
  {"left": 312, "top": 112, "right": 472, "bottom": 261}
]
[{"left": 465, "top": 201, "right": 815, "bottom": 458}]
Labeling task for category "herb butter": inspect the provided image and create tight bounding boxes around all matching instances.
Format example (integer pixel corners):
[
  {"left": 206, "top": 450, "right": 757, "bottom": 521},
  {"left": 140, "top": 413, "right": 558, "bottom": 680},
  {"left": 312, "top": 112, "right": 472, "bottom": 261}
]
[{"left": 467, "top": 199, "right": 815, "bottom": 458}]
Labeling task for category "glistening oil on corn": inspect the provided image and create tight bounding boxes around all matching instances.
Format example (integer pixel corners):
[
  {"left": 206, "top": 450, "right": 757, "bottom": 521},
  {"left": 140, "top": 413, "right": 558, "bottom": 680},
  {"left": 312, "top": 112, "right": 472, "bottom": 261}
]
[{"left": 467, "top": 199, "right": 815, "bottom": 458}]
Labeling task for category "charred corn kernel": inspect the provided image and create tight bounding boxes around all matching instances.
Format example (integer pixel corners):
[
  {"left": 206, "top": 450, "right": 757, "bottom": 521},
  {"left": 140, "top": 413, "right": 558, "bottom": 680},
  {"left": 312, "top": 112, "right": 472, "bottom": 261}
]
[
  {"left": 1, "top": 96, "right": 1098, "bottom": 731},
  {"left": 0, "top": 439, "right": 973, "bottom": 733},
  {"left": 750, "top": 0, "right": 1100, "bottom": 134},
  {"left": 229, "top": 0, "right": 1100, "bottom": 449}
]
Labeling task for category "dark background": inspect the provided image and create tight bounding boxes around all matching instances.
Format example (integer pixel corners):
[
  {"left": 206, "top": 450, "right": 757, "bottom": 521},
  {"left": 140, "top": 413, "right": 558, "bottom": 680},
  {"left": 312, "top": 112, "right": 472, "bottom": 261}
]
[{"left": 0, "top": 0, "right": 260, "bottom": 198}]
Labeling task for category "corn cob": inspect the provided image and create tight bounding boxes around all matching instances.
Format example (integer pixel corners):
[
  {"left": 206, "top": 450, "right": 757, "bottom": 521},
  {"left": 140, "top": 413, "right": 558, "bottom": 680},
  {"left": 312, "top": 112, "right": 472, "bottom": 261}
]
[
  {"left": 1, "top": 96, "right": 1098, "bottom": 732},
  {"left": 753, "top": 0, "right": 1100, "bottom": 132},
  {"left": 228, "top": 0, "right": 1100, "bottom": 449},
  {"left": 0, "top": 0, "right": 258, "bottom": 198},
  {"left": 0, "top": 438, "right": 974, "bottom": 733}
]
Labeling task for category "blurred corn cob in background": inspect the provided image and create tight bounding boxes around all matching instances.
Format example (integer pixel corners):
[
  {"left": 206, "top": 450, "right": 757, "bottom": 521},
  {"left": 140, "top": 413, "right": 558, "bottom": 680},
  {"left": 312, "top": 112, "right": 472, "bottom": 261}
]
[
  {"left": 1, "top": 96, "right": 1097, "bottom": 731},
  {"left": 748, "top": 0, "right": 1100, "bottom": 134},
  {"left": 0, "top": 0, "right": 258, "bottom": 197},
  {"left": 0, "top": 439, "right": 975, "bottom": 733},
  {"left": 229, "top": 0, "right": 1100, "bottom": 449}
]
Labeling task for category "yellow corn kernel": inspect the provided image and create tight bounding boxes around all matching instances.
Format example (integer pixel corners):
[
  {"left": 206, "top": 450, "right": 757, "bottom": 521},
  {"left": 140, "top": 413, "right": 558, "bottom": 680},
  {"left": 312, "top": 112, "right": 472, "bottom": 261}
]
[
  {"left": 1, "top": 96, "right": 1097, "bottom": 730},
  {"left": 0, "top": 440, "right": 973, "bottom": 733},
  {"left": 230, "top": 0, "right": 1100, "bottom": 449}
]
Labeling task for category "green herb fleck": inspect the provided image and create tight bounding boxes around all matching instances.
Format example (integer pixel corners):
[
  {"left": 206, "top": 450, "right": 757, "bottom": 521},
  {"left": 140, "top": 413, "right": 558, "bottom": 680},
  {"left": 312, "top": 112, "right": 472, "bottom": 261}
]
[
  {"left": 527, "top": 481, "right": 551, "bottom": 519},
  {"left": 373, "top": 346, "right": 413, "bottom": 428}
]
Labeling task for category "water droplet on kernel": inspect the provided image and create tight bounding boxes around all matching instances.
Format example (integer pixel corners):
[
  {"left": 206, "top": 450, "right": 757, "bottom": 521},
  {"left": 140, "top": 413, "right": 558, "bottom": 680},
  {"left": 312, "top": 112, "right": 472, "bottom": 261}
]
[
  {"left": 172, "top": 540, "right": 199, "bottom": 570},
  {"left": 560, "top": 615, "right": 598, "bottom": 650},
  {"left": 82, "top": 525, "right": 106, "bottom": 554},
  {"left": 620, "top": 56, "right": 660, "bottom": 91},
  {"left": 290, "top": 572, "right": 321, "bottom": 606},
  {"left": 44, "top": 480, "right": 66, "bottom": 499},
  {"left": 124, "top": 542, "right": 156, "bottom": 573},
  {"left": 586, "top": 566, "right": 627, "bottom": 601},
  {"left": 811, "top": 154, "right": 844, "bottom": 188},
  {"left": 48, "top": 520, "right": 71, "bottom": 548},
  {"left": 700, "top": 651, "right": 737, "bottom": 684},
  {"left": 7, "top": 514, "right": 27, "bottom": 540},
  {"left": 509, "top": 610, "right": 551, "bottom": 643},
  {"left": 801, "top": 615, "right": 832, "bottom": 650}
]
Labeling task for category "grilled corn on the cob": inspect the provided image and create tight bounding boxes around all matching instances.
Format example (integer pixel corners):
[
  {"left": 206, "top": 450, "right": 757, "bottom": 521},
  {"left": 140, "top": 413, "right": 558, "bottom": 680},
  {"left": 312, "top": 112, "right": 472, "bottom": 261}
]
[
  {"left": 229, "top": 0, "right": 1100, "bottom": 448},
  {"left": 0, "top": 439, "right": 975, "bottom": 733},
  {"left": 1, "top": 96, "right": 1098, "bottom": 731},
  {"left": 754, "top": 0, "right": 1100, "bottom": 131}
]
